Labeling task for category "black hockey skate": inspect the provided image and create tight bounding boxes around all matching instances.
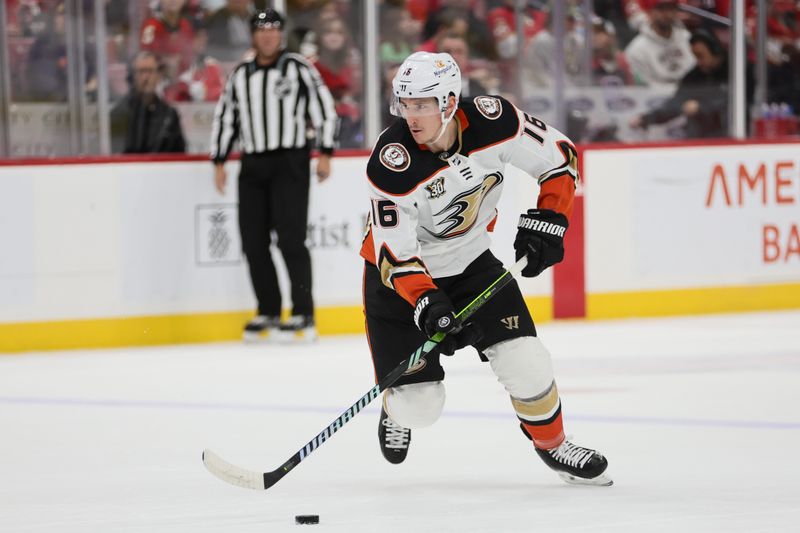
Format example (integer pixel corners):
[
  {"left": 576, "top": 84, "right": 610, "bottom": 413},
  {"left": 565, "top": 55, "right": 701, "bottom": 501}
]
[
  {"left": 378, "top": 407, "right": 411, "bottom": 464},
  {"left": 536, "top": 439, "right": 612, "bottom": 486},
  {"left": 274, "top": 315, "right": 318, "bottom": 343},
  {"left": 242, "top": 315, "right": 281, "bottom": 342}
]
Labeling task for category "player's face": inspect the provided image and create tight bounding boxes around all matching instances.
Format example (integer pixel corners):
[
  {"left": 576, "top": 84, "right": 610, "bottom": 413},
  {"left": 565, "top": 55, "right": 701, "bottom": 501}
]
[
  {"left": 398, "top": 97, "right": 443, "bottom": 144},
  {"left": 253, "top": 27, "right": 282, "bottom": 58}
]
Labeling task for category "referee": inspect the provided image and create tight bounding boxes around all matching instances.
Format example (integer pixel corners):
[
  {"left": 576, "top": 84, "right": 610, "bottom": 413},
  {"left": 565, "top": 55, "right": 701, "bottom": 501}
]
[{"left": 210, "top": 8, "right": 338, "bottom": 343}]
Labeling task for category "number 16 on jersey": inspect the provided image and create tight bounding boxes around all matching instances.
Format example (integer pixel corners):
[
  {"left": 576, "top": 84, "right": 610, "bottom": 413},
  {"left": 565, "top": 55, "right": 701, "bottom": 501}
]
[{"left": 373, "top": 199, "right": 399, "bottom": 228}]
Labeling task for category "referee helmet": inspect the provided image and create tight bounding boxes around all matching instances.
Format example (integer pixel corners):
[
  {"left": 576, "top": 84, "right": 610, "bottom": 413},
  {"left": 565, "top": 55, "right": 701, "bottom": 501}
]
[{"left": 251, "top": 8, "right": 284, "bottom": 32}]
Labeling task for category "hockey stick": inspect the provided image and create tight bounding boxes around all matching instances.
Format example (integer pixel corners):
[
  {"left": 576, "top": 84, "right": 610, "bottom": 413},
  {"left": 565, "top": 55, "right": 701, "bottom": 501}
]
[{"left": 202, "top": 256, "right": 528, "bottom": 490}]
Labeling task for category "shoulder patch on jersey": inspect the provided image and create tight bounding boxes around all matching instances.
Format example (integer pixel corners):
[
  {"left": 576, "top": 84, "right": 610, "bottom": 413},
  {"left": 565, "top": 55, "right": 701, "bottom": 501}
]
[
  {"left": 368, "top": 122, "right": 448, "bottom": 196},
  {"left": 474, "top": 96, "right": 503, "bottom": 120},
  {"left": 379, "top": 143, "right": 411, "bottom": 172},
  {"left": 458, "top": 96, "right": 521, "bottom": 155}
]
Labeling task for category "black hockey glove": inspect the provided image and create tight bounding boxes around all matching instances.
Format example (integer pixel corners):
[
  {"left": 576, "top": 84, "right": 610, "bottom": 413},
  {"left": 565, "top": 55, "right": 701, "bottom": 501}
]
[
  {"left": 437, "top": 322, "right": 483, "bottom": 357},
  {"left": 414, "top": 289, "right": 458, "bottom": 338},
  {"left": 514, "top": 208, "right": 569, "bottom": 278},
  {"left": 413, "top": 290, "right": 482, "bottom": 356}
]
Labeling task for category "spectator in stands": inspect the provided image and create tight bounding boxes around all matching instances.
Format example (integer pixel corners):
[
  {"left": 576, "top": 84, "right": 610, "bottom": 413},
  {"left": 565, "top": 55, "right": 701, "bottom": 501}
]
[
  {"left": 9, "top": 0, "right": 44, "bottom": 37},
  {"left": 110, "top": 51, "right": 186, "bottom": 153},
  {"left": 623, "top": 0, "right": 652, "bottom": 35},
  {"left": 592, "top": 16, "right": 636, "bottom": 86},
  {"left": 380, "top": 4, "right": 421, "bottom": 65},
  {"left": 405, "top": 0, "right": 433, "bottom": 23},
  {"left": 523, "top": 10, "right": 586, "bottom": 88},
  {"left": 421, "top": 0, "right": 496, "bottom": 60},
  {"left": 380, "top": 60, "right": 402, "bottom": 129},
  {"left": 27, "top": 2, "right": 95, "bottom": 102},
  {"left": 628, "top": 29, "right": 751, "bottom": 138},
  {"left": 164, "top": 17, "right": 225, "bottom": 101},
  {"left": 26, "top": 2, "right": 68, "bottom": 101},
  {"left": 105, "top": 0, "right": 133, "bottom": 62},
  {"left": 287, "top": 26, "right": 316, "bottom": 56},
  {"left": 624, "top": 0, "right": 695, "bottom": 87},
  {"left": 436, "top": 32, "right": 497, "bottom": 97},
  {"left": 314, "top": 15, "right": 362, "bottom": 147},
  {"left": 205, "top": 0, "right": 254, "bottom": 62},
  {"left": 286, "top": 0, "right": 328, "bottom": 34},
  {"left": 140, "top": 0, "right": 195, "bottom": 83},
  {"left": 593, "top": 0, "right": 639, "bottom": 48},
  {"left": 486, "top": 0, "right": 547, "bottom": 61},
  {"left": 416, "top": 7, "right": 469, "bottom": 53},
  {"left": 765, "top": 42, "right": 800, "bottom": 118},
  {"left": 200, "top": 0, "right": 228, "bottom": 12}
]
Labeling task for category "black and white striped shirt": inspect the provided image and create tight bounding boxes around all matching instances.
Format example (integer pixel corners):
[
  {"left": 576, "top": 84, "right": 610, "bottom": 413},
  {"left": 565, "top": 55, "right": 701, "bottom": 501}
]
[{"left": 210, "top": 50, "right": 338, "bottom": 163}]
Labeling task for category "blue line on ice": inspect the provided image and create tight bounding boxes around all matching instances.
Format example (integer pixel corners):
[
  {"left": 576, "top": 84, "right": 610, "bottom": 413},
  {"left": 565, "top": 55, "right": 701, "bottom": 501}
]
[{"left": 1, "top": 395, "right": 799, "bottom": 430}]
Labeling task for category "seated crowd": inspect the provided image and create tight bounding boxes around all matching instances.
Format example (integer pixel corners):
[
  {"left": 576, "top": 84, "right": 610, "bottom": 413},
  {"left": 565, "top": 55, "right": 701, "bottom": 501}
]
[{"left": 4, "top": 0, "right": 800, "bottom": 150}]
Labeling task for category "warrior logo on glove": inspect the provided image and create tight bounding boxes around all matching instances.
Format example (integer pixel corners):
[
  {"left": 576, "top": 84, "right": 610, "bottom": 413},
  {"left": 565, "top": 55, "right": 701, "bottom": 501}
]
[
  {"left": 412, "top": 289, "right": 482, "bottom": 356},
  {"left": 514, "top": 208, "right": 569, "bottom": 278}
]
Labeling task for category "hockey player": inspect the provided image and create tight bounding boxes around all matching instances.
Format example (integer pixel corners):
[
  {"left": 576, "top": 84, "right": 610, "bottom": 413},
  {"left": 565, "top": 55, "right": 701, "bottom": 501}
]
[{"left": 361, "top": 51, "right": 611, "bottom": 486}]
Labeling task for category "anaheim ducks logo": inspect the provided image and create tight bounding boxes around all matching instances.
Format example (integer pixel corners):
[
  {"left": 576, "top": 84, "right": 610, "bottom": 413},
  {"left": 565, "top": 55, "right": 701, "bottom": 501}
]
[
  {"left": 475, "top": 96, "right": 502, "bottom": 120},
  {"left": 424, "top": 172, "right": 503, "bottom": 239},
  {"left": 379, "top": 143, "right": 410, "bottom": 172}
]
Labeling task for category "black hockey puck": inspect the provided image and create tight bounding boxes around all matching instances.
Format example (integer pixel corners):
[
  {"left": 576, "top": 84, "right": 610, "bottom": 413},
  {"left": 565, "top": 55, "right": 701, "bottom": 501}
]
[{"left": 295, "top": 515, "right": 319, "bottom": 525}]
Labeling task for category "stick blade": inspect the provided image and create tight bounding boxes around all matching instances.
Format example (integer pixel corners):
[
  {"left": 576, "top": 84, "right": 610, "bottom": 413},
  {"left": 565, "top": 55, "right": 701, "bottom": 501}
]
[{"left": 202, "top": 449, "right": 266, "bottom": 490}]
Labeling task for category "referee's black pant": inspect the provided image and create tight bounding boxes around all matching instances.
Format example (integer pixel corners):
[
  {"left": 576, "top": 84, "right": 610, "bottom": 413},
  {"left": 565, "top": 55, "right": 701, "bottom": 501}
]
[{"left": 238, "top": 149, "right": 313, "bottom": 318}]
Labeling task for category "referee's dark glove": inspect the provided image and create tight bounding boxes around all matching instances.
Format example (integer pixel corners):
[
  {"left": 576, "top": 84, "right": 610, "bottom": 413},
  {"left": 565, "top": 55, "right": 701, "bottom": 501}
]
[{"left": 413, "top": 290, "right": 482, "bottom": 356}]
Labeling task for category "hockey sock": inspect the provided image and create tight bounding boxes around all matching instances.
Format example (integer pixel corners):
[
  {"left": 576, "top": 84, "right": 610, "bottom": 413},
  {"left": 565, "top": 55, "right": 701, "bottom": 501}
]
[{"left": 513, "top": 381, "right": 565, "bottom": 450}]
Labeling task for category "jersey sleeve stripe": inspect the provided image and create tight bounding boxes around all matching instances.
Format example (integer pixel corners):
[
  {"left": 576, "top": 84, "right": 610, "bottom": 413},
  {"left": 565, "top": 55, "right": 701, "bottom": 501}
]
[
  {"left": 391, "top": 272, "right": 438, "bottom": 307},
  {"left": 537, "top": 174, "right": 575, "bottom": 219}
]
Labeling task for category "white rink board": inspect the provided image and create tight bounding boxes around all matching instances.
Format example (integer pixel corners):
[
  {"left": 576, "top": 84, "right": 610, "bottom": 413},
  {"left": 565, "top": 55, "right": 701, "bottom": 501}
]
[
  {"left": 584, "top": 143, "right": 800, "bottom": 293},
  {"left": 0, "top": 155, "right": 549, "bottom": 324}
]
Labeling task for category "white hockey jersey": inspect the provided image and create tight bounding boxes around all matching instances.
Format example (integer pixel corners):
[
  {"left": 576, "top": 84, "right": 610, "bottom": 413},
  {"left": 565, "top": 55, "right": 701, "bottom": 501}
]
[{"left": 360, "top": 95, "right": 578, "bottom": 307}]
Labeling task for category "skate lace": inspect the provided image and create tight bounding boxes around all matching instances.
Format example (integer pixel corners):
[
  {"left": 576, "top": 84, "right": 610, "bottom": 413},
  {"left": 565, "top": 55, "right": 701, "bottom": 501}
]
[
  {"left": 282, "top": 315, "right": 313, "bottom": 328},
  {"left": 249, "top": 316, "right": 269, "bottom": 326},
  {"left": 549, "top": 441, "right": 594, "bottom": 469},
  {"left": 248, "top": 316, "right": 280, "bottom": 328},
  {"left": 381, "top": 417, "right": 410, "bottom": 450}
]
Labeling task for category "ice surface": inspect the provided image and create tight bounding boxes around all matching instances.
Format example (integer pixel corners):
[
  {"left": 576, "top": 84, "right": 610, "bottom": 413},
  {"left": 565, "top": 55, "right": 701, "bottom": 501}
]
[{"left": 1, "top": 310, "right": 799, "bottom": 532}]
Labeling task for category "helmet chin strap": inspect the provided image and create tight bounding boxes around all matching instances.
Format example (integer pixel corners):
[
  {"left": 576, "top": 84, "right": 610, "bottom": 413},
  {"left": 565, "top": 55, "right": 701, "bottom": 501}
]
[{"left": 429, "top": 106, "right": 456, "bottom": 146}]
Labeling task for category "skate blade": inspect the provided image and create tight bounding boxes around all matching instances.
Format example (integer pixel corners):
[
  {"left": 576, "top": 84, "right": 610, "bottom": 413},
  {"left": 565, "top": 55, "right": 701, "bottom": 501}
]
[
  {"left": 272, "top": 328, "right": 318, "bottom": 344},
  {"left": 242, "top": 330, "right": 278, "bottom": 343},
  {"left": 557, "top": 471, "right": 613, "bottom": 486}
]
